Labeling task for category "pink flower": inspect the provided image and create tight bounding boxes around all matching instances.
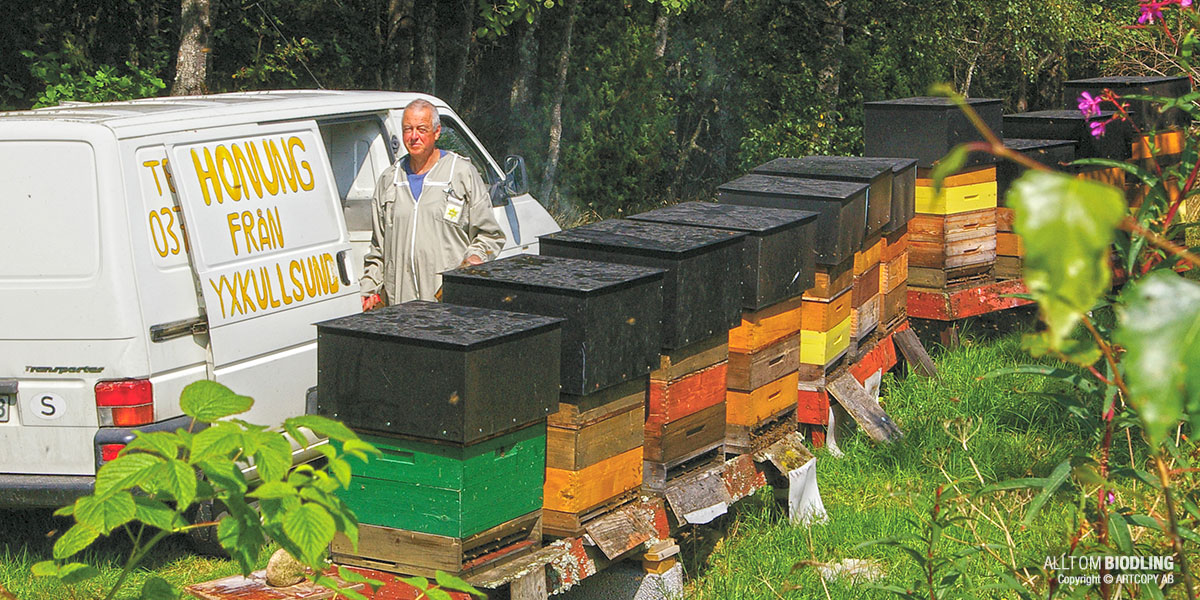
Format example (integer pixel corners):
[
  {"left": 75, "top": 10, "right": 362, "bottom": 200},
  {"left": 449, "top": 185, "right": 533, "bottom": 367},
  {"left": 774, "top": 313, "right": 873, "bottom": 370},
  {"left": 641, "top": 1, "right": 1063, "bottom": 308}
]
[
  {"left": 1181, "top": 0, "right": 1193, "bottom": 7},
  {"left": 1078, "top": 91, "right": 1103, "bottom": 118},
  {"left": 1139, "top": 1, "right": 1167, "bottom": 22},
  {"left": 1089, "top": 119, "right": 1108, "bottom": 138}
]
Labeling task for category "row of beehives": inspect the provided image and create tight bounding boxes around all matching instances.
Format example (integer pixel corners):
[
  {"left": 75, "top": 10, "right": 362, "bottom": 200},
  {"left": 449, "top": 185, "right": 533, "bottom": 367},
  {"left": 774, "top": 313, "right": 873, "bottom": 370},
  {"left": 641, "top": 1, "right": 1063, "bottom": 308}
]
[{"left": 310, "top": 152, "right": 921, "bottom": 578}]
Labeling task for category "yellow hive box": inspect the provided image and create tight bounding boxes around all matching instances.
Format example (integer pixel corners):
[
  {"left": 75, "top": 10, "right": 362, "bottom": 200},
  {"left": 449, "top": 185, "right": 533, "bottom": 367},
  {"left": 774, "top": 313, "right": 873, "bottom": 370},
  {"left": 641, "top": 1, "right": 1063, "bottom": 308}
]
[
  {"left": 915, "top": 181, "right": 998, "bottom": 215},
  {"left": 543, "top": 446, "right": 643, "bottom": 514},
  {"left": 799, "top": 315, "right": 851, "bottom": 365}
]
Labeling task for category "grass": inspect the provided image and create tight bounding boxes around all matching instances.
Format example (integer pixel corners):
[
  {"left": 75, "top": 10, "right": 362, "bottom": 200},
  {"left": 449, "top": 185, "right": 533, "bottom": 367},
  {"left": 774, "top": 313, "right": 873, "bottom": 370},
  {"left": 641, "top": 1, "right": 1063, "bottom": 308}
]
[{"left": 681, "top": 324, "right": 1141, "bottom": 599}]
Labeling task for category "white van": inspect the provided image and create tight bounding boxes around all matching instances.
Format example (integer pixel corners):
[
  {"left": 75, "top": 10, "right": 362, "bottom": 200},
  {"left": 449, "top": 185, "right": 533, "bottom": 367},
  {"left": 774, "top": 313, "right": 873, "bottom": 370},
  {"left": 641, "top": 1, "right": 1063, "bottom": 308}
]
[{"left": 0, "top": 90, "right": 560, "bottom": 507}]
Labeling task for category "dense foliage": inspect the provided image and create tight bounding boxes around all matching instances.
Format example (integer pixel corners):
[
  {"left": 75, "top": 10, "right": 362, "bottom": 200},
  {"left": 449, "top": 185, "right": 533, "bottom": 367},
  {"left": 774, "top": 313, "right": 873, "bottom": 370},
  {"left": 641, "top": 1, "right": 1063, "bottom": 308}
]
[{"left": 0, "top": 0, "right": 1132, "bottom": 219}]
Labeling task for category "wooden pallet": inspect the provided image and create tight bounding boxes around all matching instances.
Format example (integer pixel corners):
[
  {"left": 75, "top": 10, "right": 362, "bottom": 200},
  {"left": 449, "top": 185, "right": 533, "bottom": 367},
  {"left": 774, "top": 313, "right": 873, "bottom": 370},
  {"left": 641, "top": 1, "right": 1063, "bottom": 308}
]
[
  {"left": 543, "top": 488, "right": 641, "bottom": 539},
  {"left": 907, "top": 278, "right": 1034, "bottom": 321},
  {"left": 908, "top": 263, "right": 995, "bottom": 289},
  {"left": 331, "top": 511, "right": 542, "bottom": 578}
]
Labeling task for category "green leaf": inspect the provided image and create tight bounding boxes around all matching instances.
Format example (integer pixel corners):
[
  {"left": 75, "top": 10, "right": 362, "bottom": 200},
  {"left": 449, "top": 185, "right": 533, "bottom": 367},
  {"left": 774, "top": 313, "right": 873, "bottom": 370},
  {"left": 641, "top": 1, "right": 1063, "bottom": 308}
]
[
  {"left": 53, "top": 523, "right": 100, "bottom": 560},
  {"left": 426, "top": 588, "right": 453, "bottom": 600},
  {"left": 251, "top": 431, "right": 292, "bottom": 482},
  {"left": 94, "top": 453, "right": 164, "bottom": 496},
  {"left": 932, "top": 145, "right": 971, "bottom": 195},
  {"left": 1115, "top": 271, "right": 1200, "bottom": 445},
  {"left": 979, "top": 477, "right": 1047, "bottom": 494},
  {"left": 435, "top": 571, "right": 486, "bottom": 597},
  {"left": 401, "top": 576, "right": 430, "bottom": 591},
  {"left": 341, "top": 438, "right": 381, "bottom": 462},
  {"left": 328, "top": 458, "right": 351, "bottom": 489},
  {"left": 31, "top": 561, "right": 60, "bottom": 578},
  {"left": 133, "top": 496, "right": 185, "bottom": 531},
  {"left": 282, "top": 503, "right": 336, "bottom": 564},
  {"left": 60, "top": 562, "right": 102, "bottom": 585},
  {"left": 984, "top": 365, "right": 1100, "bottom": 394},
  {"left": 140, "top": 576, "right": 179, "bottom": 600},
  {"left": 179, "top": 380, "right": 254, "bottom": 422},
  {"left": 1009, "top": 171, "right": 1125, "bottom": 350},
  {"left": 337, "top": 566, "right": 384, "bottom": 590},
  {"left": 197, "top": 459, "right": 248, "bottom": 495},
  {"left": 1022, "top": 459, "right": 1073, "bottom": 527},
  {"left": 190, "top": 422, "right": 244, "bottom": 463},
  {"left": 74, "top": 491, "right": 136, "bottom": 534},
  {"left": 249, "top": 481, "right": 297, "bottom": 500},
  {"left": 124, "top": 431, "right": 181, "bottom": 458},
  {"left": 53, "top": 504, "right": 74, "bottom": 517},
  {"left": 217, "top": 513, "right": 265, "bottom": 575},
  {"left": 286, "top": 415, "right": 359, "bottom": 443},
  {"left": 156, "top": 458, "right": 198, "bottom": 509},
  {"left": 1108, "top": 512, "right": 1133, "bottom": 554}
]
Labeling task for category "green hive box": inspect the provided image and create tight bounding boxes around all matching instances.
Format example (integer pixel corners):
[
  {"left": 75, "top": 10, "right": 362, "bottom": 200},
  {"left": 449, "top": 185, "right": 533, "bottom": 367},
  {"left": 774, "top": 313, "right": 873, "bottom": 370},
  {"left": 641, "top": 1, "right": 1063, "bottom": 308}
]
[{"left": 337, "top": 423, "right": 546, "bottom": 538}]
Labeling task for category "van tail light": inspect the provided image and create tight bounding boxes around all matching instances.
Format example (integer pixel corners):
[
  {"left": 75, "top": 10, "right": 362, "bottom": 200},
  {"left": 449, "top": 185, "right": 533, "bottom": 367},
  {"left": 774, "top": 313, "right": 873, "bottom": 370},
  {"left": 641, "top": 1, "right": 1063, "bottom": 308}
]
[
  {"left": 100, "top": 444, "right": 126, "bottom": 463},
  {"left": 95, "top": 379, "right": 154, "bottom": 427}
]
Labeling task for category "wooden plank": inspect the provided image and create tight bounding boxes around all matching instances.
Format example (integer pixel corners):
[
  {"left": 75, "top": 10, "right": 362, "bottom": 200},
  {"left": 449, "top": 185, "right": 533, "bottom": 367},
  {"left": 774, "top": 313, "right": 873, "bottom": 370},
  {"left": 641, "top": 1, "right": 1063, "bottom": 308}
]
[
  {"left": 509, "top": 568, "right": 548, "bottom": 600},
  {"left": 995, "top": 207, "right": 1015, "bottom": 233},
  {"left": 881, "top": 230, "right": 909, "bottom": 262},
  {"left": 800, "top": 288, "right": 852, "bottom": 332},
  {"left": 553, "top": 378, "right": 646, "bottom": 427},
  {"left": 908, "top": 208, "right": 997, "bottom": 243},
  {"left": 664, "top": 462, "right": 731, "bottom": 525},
  {"left": 583, "top": 500, "right": 660, "bottom": 560},
  {"left": 851, "top": 295, "right": 880, "bottom": 341},
  {"left": 909, "top": 236, "right": 997, "bottom": 269},
  {"left": 542, "top": 489, "right": 639, "bottom": 538},
  {"left": 908, "top": 263, "right": 994, "bottom": 289},
  {"left": 647, "top": 361, "right": 727, "bottom": 425},
  {"left": 726, "top": 334, "right": 799, "bottom": 391},
  {"left": 544, "top": 447, "right": 642, "bottom": 514},
  {"left": 800, "top": 315, "right": 851, "bottom": 365},
  {"left": 721, "top": 453, "right": 768, "bottom": 502},
  {"left": 995, "top": 256, "right": 1022, "bottom": 280},
  {"left": 825, "top": 373, "right": 903, "bottom": 443},
  {"left": 893, "top": 327, "right": 937, "bottom": 378},
  {"left": 726, "top": 371, "right": 799, "bottom": 427},
  {"left": 755, "top": 431, "right": 815, "bottom": 474},
  {"left": 803, "top": 258, "right": 855, "bottom": 300},
  {"left": 644, "top": 402, "right": 726, "bottom": 463},
  {"left": 728, "top": 295, "right": 804, "bottom": 353},
  {"left": 546, "top": 404, "right": 642, "bottom": 470},
  {"left": 467, "top": 545, "right": 565, "bottom": 591},
  {"left": 852, "top": 264, "right": 881, "bottom": 307},
  {"left": 853, "top": 235, "right": 884, "bottom": 276},
  {"left": 996, "top": 232, "right": 1023, "bottom": 257},
  {"left": 916, "top": 165, "right": 997, "bottom": 187},
  {"left": 915, "top": 181, "right": 998, "bottom": 215},
  {"left": 796, "top": 388, "right": 830, "bottom": 425},
  {"left": 547, "top": 537, "right": 597, "bottom": 590},
  {"left": 652, "top": 335, "right": 729, "bottom": 381},
  {"left": 881, "top": 251, "right": 908, "bottom": 293},
  {"left": 187, "top": 572, "right": 365, "bottom": 600}
]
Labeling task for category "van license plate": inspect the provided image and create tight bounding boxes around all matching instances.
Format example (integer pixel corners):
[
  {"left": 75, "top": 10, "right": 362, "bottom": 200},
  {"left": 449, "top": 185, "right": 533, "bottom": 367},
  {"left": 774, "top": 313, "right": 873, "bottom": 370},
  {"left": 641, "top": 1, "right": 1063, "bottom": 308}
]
[{"left": 0, "top": 394, "right": 11, "bottom": 422}]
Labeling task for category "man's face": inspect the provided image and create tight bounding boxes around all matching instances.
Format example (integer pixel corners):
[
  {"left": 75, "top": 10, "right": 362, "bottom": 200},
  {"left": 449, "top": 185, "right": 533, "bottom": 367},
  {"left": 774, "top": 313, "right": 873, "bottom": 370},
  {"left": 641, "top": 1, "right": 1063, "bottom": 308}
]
[{"left": 402, "top": 106, "right": 440, "bottom": 162}]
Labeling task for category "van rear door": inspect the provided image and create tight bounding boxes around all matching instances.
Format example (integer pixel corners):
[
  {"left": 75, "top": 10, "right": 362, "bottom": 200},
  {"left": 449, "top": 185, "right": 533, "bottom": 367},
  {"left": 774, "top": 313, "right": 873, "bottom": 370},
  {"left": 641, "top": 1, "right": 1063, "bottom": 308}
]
[{"left": 164, "top": 121, "right": 359, "bottom": 426}]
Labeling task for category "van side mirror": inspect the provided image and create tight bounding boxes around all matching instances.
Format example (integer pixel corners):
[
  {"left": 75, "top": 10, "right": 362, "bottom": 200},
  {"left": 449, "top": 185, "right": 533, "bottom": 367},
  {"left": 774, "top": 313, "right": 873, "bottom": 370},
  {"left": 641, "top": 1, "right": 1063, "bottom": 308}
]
[{"left": 503, "top": 155, "right": 530, "bottom": 197}]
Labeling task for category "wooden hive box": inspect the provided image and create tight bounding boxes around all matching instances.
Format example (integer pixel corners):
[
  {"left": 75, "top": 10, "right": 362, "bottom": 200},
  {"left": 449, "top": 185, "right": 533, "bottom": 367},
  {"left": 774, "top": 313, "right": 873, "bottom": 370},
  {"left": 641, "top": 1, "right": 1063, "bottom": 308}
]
[
  {"left": 914, "top": 168, "right": 998, "bottom": 215},
  {"left": 908, "top": 208, "right": 998, "bottom": 270},
  {"left": 316, "top": 302, "right": 561, "bottom": 444},
  {"left": 728, "top": 295, "right": 804, "bottom": 354},
  {"left": 751, "top": 156, "right": 894, "bottom": 241},
  {"left": 442, "top": 255, "right": 664, "bottom": 396},
  {"left": 885, "top": 158, "right": 919, "bottom": 234},
  {"left": 629, "top": 201, "right": 820, "bottom": 310},
  {"left": 881, "top": 251, "right": 908, "bottom": 293},
  {"left": 726, "top": 333, "right": 799, "bottom": 392},
  {"left": 805, "top": 257, "right": 855, "bottom": 300},
  {"left": 337, "top": 424, "right": 546, "bottom": 538},
  {"left": 645, "top": 359, "right": 727, "bottom": 463},
  {"left": 726, "top": 371, "right": 799, "bottom": 443},
  {"left": 800, "top": 288, "right": 852, "bottom": 332},
  {"left": 864, "top": 96, "right": 1003, "bottom": 169},
  {"left": 881, "top": 282, "right": 907, "bottom": 328},
  {"left": 717, "top": 174, "right": 868, "bottom": 266},
  {"left": 800, "top": 315, "right": 851, "bottom": 366},
  {"left": 539, "top": 219, "right": 744, "bottom": 350},
  {"left": 1063, "top": 75, "right": 1191, "bottom": 131},
  {"left": 997, "top": 138, "right": 1077, "bottom": 203},
  {"left": 1003, "top": 110, "right": 1133, "bottom": 160}
]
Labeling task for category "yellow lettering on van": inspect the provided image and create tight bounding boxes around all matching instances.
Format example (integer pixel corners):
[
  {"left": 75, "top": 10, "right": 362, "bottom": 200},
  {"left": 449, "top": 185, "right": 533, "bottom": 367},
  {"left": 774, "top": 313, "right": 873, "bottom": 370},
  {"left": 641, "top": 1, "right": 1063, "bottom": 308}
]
[
  {"left": 232, "top": 143, "right": 264, "bottom": 199},
  {"left": 302, "top": 256, "right": 320, "bottom": 298},
  {"left": 287, "top": 136, "right": 316, "bottom": 191},
  {"left": 149, "top": 210, "right": 170, "bottom": 257},
  {"left": 214, "top": 145, "right": 243, "bottom": 202},
  {"left": 143, "top": 160, "right": 164, "bottom": 196},
  {"left": 289, "top": 260, "right": 306, "bottom": 302},
  {"left": 250, "top": 268, "right": 270, "bottom": 310},
  {"left": 261, "top": 266, "right": 281, "bottom": 308},
  {"left": 161, "top": 207, "right": 182, "bottom": 255},
  {"left": 162, "top": 158, "right": 177, "bottom": 194},
  {"left": 207, "top": 275, "right": 231, "bottom": 320},
  {"left": 226, "top": 212, "right": 242, "bottom": 256},
  {"left": 191, "top": 148, "right": 223, "bottom": 206},
  {"left": 251, "top": 140, "right": 281, "bottom": 196},
  {"left": 270, "top": 138, "right": 298, "bottom": 193},
  {"left": 275, "top": 263, "right": 294, "bottom": 305},
  {"left": 266, "top": 206, "right": 285, "bottom": 249},
  {"left": 323, "top": 253, "right": 340, "bottom": 293},
  {"left": 241, "top": 211, "right": 259, "bottom": 253},
  {"left": 233, "top": 271, "right": 255, "bottom": 315}
]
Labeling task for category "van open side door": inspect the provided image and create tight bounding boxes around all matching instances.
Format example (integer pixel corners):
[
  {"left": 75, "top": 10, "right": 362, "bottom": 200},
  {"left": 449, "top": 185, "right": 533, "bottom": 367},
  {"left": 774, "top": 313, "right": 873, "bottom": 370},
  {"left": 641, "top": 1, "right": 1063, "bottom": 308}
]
[{"left": 163, "top": 121, "right": 360, "bottom": 426}]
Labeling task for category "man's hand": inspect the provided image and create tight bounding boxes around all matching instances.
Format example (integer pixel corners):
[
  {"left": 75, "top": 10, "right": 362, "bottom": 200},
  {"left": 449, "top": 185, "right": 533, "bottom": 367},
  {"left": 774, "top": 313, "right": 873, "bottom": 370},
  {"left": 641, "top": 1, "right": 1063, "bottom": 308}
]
[
  {"left": 459, "top": 254, "right": 485, "bottom": 268},
  {"left": 362, "top": 293, "right": 382, "bottom": 311}
]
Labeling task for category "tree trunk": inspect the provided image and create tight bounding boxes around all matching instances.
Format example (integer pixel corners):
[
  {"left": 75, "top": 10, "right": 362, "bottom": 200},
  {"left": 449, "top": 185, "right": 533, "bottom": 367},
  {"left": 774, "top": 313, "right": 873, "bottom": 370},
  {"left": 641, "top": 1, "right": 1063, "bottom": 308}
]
[
  {"left": 540, "top": 0, "right": 579, "bottom": 202},
  {"left": 653, "top": 9, "right": 669, "bottom": 59},
  {"left": 414, "top": 0, "right": 437, "bottom": 93},
  {"left": 171, "top": 0, "right": 210, "bottom": 96},
  {"left": 446, "top": 0, "right": 475, "bottom": 107},
  {"left": 817, "top": 0, "right": 845, "bottom": 99},
  {"left": 507, "top": 17, "right": 539, "bottom": 156},
  {"left": 384, "top": 0, "right": 415, "bottom": 89}
]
